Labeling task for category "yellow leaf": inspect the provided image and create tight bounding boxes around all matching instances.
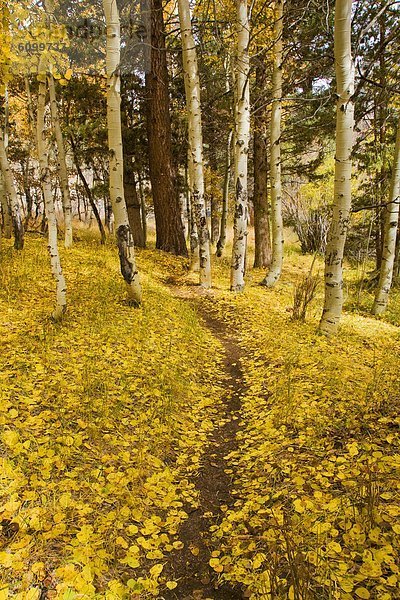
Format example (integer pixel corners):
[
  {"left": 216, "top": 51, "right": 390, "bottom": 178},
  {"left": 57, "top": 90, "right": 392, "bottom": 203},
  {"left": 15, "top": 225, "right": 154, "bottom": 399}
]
[
  {"left": 166, "top": 582, "right": 177, "bottom": 590},
  {"left": 347, "top": 442, "right": 359, "bottom": 457},
  {"left": 209, "top": 558, "right": 223, "bottom": 573},
  {"left": 0, "top": 586, "right": 9, "bottom": 600},
  {"left": 23, "top": 588, "right": 41, "bottom": 600},
  {"left": 327, "top": 541, "right": 342, "bottom": 554},
  {"left": 355, "top": 588, "right": 370, "bottom": 599},
  {"left": 392, "top": 524, "right": 400, "bottom": 534},
  {"left": 293, "top": 499, "right": 305, "bottom": 513},
  {"left": 76, "top": 525, "right": 93, "bottom": 543},
  {"left": 2, "top": 430, "right": 19, "bottom": 448},
  {"left": 127, "top": 525, "right": 139, "bottom": 535},
  {"left": 116, "top": 536, "right": 128, "bottom": 549},
  {"left": 149, "top": 563, "right": 164, "bottom": 578}
]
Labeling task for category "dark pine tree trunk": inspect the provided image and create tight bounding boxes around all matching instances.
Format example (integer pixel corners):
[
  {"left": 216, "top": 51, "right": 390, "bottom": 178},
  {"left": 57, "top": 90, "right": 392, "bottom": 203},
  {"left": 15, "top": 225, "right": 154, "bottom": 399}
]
[{"left": 144, "top": 0, "right": 187, "bottom": 256}]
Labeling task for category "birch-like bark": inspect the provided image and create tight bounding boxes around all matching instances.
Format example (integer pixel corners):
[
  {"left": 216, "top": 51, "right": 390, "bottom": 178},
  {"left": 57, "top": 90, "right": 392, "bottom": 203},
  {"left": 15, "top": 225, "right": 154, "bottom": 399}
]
[
  {"left": 36, "top": 76, "right": 67, "bottom": 320},
  {"left": 178, "top": 0, "right": 211, "bottom": 288},
  {"left": 216, "top": 129, "right": 233, "bottom": 258},
  {"left": 187, "top": 148, "right": 200, "bottom": 272},
  {"left": 103, "top": 0, "right": 142, "bottom": 305},
  {"left": 372, "top": 122, "right": 400, "bottom": 315},
  {"left": 319, "top": 0, "right": 354, "bottom": 335},
  {"left": 261, "top": 0, "right": 284, "bottom": 287},
  {"left": 24, "top": 78, "right": 35, "bottom": 228},
  {"left": 48, "top": 75, "right": 73, "bottom": 248},
  {"left": 230, "top": 0, "right": 250, "bottom": 292},
  {"left": 0, "top": 130, "right": 24, "bottom": 249}
]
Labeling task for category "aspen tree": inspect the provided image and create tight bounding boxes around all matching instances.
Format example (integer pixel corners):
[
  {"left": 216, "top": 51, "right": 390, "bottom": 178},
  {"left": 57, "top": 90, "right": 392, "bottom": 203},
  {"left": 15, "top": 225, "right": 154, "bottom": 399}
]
[
  {"left": 103, "top": 0, "right": 142, "bottom": 305},
  {"left": 372, "top": 122, "right": 400, "bottom": 315},
  {"left": 216, "top": 55, "right": 233, "bottom": 258},
  {"left": 216, "top": 129, "right": 233, "bottom": 258},
  {"left": 261, "top": 0, "right": 284, "bottom": 287},
  {"left": 0, "top": 129, "right": 24, "bottom": 249},
  {"left": 36, "top": 68, "right": 67, "bottom": 320},
  {"left": 230, "top": 0, "right": 250, "bottom": 292},
  {"left": 178, "top": 0, "right": 211, "bottom": 288},
  {"left": 48, "top": 76, "right": 73, "bottom": 248},
  {"left": 319, "top": 0, "right": 354, "bottom": 335},
  {"left": 187, "top": 148, "right": 200, "bottom": 273},
  {"left": 43, "top": 0, "right": 73, "bottom": 248}
]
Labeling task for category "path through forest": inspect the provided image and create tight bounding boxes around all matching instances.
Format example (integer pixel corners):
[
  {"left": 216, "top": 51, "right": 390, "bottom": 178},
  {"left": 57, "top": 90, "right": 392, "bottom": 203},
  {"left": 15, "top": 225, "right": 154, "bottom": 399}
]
[{"left": 163, "top": 287, "right": 245, "bottom": 600}]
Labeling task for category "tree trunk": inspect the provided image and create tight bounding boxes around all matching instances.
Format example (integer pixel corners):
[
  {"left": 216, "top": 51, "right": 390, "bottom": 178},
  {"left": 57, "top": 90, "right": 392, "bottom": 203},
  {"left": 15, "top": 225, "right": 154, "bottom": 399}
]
[
  {"left": 144, "top": 0, "right": 188, "bottom": 257},
  {"left": 253, "top": 54, "right": 272, "bottom": 269},
  {"left": 319, "top": 0, "right": 355, "bottom": 335},
  {"left": 0, "top": 130, "right": 24, "bottom": 250},
  {"left": 253, "top": 126, "right": 272, "bottom": 268},
  {"left": 36, "top": 76, "right": 67, "bottom": 320},
  {"left": 70, "top": 136, "right": 107, "bottom": 245},
  {"left": 261, "top": 0, "right": 284, "bottom": 287},
  {"left": 210, "top": 193, "right": 220, "bottom": 245},
  {"left": 103, "top": 0, "right": 142, "bottom": 305},
  {"left": 0, "top": 171, "right": 12, "bottom": 238},
  {"left": 124, "top": 163, "right": 145, "bottom": 248},
  {"left": 187, "top": 149, "right": 200, "bottom": 272},
  {"left": 24, "top": 78, "right": 36, "bottom": 229},
  {"left": 178, "top": 0, "right": 211, "bottom": 287},
  {"left": 137, "top": 171, "right": 147, "bottom": 246},
  {"left": 209, "top": 145, "right": 220, "bottom": 245},
  {"left": 48, "top": 75, "right": 73, "bottom": 248},
  {"left": 216, "top": 129, "right": 232, "bottom": 258},
  {"left": 23, "top": 157, "right": 33, "bottom": 229},
  {"left": 230, "top": 0, "right": 250, "bottom": 292},
  {"left": 372, "top": 122, "right": 400, "bottom": 315}
]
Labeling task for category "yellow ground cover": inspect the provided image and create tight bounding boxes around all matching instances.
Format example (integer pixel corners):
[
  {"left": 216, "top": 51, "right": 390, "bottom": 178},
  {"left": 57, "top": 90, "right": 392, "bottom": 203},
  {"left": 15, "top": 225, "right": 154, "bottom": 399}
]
[
  {"left": 203, "top": 252, "right": 400, "bottom": 599},
  {"left": 0, "top": 237, "right": 224, "bottom": 598}
]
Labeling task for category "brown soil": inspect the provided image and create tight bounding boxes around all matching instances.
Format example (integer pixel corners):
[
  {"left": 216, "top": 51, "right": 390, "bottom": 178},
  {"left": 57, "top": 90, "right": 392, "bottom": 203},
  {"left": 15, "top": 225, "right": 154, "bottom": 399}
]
[{"left": 162, "top": 290, "right": 245, "bottom": 600}]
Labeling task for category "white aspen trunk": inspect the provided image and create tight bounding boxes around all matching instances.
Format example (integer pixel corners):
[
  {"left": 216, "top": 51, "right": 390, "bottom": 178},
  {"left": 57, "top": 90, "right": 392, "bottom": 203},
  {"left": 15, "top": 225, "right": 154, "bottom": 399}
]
[
  {"left": 0, "top": 130, "right": 24, "bottom": 250},
  {"left": 103, "top": 0, "right": 142, "bottom": 305},
  {"left": 319, "top": 0, "right": 354, "bottom": 335},
  {"left": 261, "top": 0, "right": 284, "bottom": 287},
  {"left": 230, "top": 0, "right": 250, "bottom": 292},
  {"left": 48, "top": 75, "right": 73, "bottom": 248},
  {"left": 372, "top": 122, "right": 400, "bottom": 315},
  {"left": 216, "top": 129, "right": 233, "bottom": 258},
  {"left": 36, "top": 76, "right": 67, "bottom": 320},
  {"left": 178, "top": 0, "right": 211, "bottom": 288},
  {"left": 187, "top": 148, "right": 200, "bottom": 273}
]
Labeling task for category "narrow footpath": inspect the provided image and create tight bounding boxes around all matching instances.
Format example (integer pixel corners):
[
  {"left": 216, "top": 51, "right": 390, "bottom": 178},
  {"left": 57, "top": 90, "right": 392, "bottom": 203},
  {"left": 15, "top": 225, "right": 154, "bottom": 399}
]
[{"left": 163, "top": 291, "right": 245, "bottom": 600}]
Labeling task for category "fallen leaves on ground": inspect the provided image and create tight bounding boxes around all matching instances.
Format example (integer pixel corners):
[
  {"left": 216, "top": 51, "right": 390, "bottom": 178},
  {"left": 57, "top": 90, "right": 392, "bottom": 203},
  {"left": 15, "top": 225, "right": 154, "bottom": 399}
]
[{"left": 0, "top": 238, "right": 225, "bottom": 598}]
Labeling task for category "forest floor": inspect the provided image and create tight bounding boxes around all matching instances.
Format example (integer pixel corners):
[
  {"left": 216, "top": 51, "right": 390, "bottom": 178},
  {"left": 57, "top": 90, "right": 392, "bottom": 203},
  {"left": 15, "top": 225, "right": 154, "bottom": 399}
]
[{"left": 0, "top": 234, "right": 400, "bottom": 600}]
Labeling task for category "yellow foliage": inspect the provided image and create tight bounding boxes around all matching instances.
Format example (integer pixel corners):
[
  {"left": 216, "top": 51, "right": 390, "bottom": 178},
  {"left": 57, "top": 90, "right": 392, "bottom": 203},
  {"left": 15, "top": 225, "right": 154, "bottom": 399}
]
[
  {"left": 197, "top": 246, "right": 400, "bottom": 599},
  {"left": 0, "top": 238, "right": 225, "bottom": 597}
]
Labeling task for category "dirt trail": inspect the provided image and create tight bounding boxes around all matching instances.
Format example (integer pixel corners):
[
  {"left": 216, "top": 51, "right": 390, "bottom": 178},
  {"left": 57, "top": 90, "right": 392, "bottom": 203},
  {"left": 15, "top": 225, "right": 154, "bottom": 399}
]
[{"left": 163, "top": 290, "right": 245, "bottom": 600}]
